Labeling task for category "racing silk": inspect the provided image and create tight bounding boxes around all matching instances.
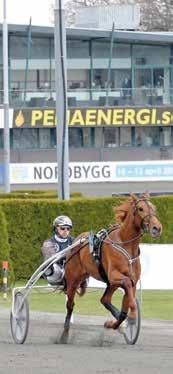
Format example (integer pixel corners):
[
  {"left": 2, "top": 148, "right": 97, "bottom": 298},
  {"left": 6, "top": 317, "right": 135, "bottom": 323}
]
[
  {"left": 50, "top": 235, "right": 74, "bottom": 265},
  {"left": 41, "top": 234, "right": 74, "bottom": 266}
]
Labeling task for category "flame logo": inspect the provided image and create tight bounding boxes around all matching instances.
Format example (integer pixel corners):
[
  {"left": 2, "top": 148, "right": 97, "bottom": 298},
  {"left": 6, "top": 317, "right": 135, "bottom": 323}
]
[{"left": 15, "top": 110, "right": 25, "bottom": 127}]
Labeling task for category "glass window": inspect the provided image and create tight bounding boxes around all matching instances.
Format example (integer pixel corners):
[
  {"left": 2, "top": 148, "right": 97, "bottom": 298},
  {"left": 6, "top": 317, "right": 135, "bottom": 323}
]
[
  {"left": 0, "top": 36, "right": 2, "bottom": 64},
  {"left": 10, "top": 36, "right": 50, "bottom": 60},
  {"left": 135, "top": 127, "right": 160, "bottom": 147},
  {"left": 103, "top": 128, "right": 119, "bottom": 147},
  {"left": 50, "top": 128, "right": 56, "bottom": 148},
  {"left": 95, "top": 128, "right": 103, "bottom": 148},
  {"left": 120, "top": 128, "right": 132, "bottom": 147},
  {"left": 160, "top": 127, "right": 172, "bottom": 146},
  {"left": 12, "top": 129, "right": 38, "bottom": 149},
  {"left": 0, "top": 130, "right": 3, "bottom": 148},
  {"left": 82, "top": 128, "right": 94, "bottom": 147},
  {"left": 67, "top": 40, "right": 89, "bottom": 59},
  {"left": 133, "top": 45, "right": 170, "bottom": 65},
  {"left": 93, "top": 42, "right": 130, "bottom": 59},
  {"left": 67, "top": 69, "right": 89, "bottom": 89},
  {"left": 69, "top": 128, "right": 83, "bottom": 147},
  {"left": 39, "top": 129, "right": 51, "bottom": 149},
  {"left": 10, "top": 36, "right": 27, "bottom": 59},
  {"left": 30, "top": 37, "right": 50, "bottom": 59}
]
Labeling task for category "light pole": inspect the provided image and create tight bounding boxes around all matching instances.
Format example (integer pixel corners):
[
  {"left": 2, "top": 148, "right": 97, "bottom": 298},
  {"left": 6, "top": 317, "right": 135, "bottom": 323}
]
[
  {"left": 54, "top": 0, "right": 69, "bottom": 200},
  {"left": 3, "top": 0, "right": 10, "bottom": 192}
]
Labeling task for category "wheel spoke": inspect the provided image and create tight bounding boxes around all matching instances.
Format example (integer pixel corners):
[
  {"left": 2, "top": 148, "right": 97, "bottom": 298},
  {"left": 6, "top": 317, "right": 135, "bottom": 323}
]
[
  {"left": 123, "top": 298, "right": 141, "bottom": 345},
  {"left": 10, "top": 292, "right": 29, "bottom": 344}
]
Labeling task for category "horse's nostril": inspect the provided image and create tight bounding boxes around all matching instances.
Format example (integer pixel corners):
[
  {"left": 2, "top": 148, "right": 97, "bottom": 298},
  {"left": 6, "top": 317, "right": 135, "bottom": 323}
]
[{"left": 151, "top": 226, "right": 161, "bottom": 236}]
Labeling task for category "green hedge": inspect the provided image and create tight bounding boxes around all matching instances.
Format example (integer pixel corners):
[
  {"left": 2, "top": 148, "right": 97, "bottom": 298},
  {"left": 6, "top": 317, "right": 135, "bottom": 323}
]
[
  {"left": 0, "top": 191, "right": 83, "bottom": 199},
  {"left": 0, "top": 195, "right": 171, "bottom": 280},
  {"left": 0, "top": 207, "right": 14, "bottom": 286}
]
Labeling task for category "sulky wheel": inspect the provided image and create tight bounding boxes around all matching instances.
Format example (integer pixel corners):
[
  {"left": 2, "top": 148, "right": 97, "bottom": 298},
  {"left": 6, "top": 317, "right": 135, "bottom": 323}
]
[
  {"left": 10, "top": 292, "right": 29, "bottom": 344},
  {"left": 120, "top": 298, "right": 141, "bottom": 345}
]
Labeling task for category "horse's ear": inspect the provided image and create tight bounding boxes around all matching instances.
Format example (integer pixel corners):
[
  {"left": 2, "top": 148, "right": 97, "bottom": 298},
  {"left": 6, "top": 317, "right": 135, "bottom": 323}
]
[
  {"left": 144, "top": 190, "right": 150, "bottom": 199},
  {"left": 140, "top": 191, "right": 150, "bottom": 199},
  {"left": 130, "top": 193, "right": 138, "bottom": 202}
]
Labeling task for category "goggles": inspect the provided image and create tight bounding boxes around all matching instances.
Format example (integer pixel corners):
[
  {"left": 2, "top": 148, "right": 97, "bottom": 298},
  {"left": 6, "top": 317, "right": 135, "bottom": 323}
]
[{"left": 59, "top": 226, "right": 70, "bottom": 231}]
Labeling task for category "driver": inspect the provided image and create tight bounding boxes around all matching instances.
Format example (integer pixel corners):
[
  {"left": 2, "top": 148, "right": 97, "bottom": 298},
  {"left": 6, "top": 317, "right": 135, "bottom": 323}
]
[{"left": 41, "top": 215, "right": 74, "bottom": 286}]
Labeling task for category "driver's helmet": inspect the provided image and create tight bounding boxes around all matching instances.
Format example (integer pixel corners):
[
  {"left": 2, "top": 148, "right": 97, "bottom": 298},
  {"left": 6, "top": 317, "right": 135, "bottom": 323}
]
[{"left": 53, "top": 215, "right": 72, "bottom": 229}]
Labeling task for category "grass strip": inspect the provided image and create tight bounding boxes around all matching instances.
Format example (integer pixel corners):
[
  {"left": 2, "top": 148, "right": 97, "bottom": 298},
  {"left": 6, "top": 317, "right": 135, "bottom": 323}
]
[{"left": 1, "top": 281, "right": 173, "bottom": 320}]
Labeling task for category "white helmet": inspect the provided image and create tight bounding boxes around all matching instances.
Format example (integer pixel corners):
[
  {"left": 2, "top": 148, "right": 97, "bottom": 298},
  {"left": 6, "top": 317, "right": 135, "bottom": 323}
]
[{"left": 53, "top": 215, "right": 72, "bottom": 228}]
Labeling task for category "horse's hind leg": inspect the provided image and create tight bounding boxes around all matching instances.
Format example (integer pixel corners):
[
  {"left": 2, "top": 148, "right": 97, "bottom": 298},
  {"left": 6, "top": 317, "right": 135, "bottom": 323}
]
[{"left": 64, "top": 284, "right": 77, "bottom": 332}]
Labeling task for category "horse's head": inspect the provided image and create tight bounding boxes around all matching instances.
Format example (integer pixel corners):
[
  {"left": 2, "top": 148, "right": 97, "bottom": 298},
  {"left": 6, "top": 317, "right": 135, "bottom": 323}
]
[
  {"left": 130, "top": 192, "right": 162, "bottom": 238},
  {"left": 114, "top": 192, "right": 162, "bottom": 238}
]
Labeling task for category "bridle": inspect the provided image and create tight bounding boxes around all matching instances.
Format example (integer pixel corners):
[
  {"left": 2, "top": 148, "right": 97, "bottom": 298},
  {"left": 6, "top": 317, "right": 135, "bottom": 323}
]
[
  {"left": 133, "top": 198, "right": 157, "bottom": 232},
  {"left": 101, "top": 198, "right": 157, "bottom": 277}
]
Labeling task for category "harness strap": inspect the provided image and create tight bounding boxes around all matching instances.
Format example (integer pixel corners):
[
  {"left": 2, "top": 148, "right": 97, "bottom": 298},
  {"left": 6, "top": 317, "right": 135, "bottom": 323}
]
[{"left": 98, "top": 260, "right": 110, "bottom": 285}]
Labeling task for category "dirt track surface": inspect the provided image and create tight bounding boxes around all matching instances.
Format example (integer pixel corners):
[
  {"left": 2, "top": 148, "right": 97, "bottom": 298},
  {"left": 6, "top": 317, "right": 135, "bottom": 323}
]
[{"left": 0, "top": 307, "right": 173, "bottom": 374}]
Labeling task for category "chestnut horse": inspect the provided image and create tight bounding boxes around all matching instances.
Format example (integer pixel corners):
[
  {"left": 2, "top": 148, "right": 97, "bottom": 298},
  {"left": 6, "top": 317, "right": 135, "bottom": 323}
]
[{"left": 64, "top": 193, "right": 162, "bottom": 332}]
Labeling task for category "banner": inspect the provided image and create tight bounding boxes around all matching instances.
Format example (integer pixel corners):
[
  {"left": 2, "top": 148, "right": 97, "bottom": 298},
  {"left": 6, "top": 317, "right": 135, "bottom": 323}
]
[
  {"left": 9, "top": 160, "right": 173, "bottom": 184},
  {"left": 12, "top": 106, "right": 173, "bottom": 128},
  {"left": 10, "top": 162, "right": 113, "bottom": 184}
]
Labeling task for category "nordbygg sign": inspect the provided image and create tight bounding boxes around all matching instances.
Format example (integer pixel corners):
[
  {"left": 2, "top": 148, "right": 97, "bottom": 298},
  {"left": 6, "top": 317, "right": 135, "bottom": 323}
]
[
  {"left": 10, "top": 162, "right": 112, "bottom": 184},
  {"left": 9, "top": 160, "right": 173, "bottom": 184}
]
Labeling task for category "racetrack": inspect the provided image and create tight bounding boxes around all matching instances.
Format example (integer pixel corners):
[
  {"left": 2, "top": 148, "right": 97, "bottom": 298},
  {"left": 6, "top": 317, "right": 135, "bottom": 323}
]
[{"left": 0, "top": 308, "right": 173, "bottom": 374}]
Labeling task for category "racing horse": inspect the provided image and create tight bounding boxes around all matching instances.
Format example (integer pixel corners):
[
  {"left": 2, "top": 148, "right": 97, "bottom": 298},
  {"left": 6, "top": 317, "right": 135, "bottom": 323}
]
[{"left": 64, "top": 192, "right": 162, "bottom": 332}]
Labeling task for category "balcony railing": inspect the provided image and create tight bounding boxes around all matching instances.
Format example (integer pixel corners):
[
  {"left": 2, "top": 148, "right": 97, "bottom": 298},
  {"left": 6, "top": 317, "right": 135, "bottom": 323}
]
[{"left": 0, "top": 86, "right": 173, "bottom": 107}]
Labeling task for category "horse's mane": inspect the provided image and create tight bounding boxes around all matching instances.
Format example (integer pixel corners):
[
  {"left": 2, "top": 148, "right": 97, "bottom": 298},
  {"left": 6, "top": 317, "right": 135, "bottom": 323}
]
[{"left": 113, "top": 192, "right": 150, "bottom": 223}]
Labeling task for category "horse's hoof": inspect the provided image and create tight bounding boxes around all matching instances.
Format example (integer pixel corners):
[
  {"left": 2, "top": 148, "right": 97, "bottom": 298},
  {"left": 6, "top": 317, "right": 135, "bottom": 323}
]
[
  {"left": 104, "top": 320, "right": 115, "bottom": 329},
  {"left": 127, "top": 317, "right": 136, "bottom": 325},
  {"left": 63, "top": 325, "right": 70, "bottom": 333}
]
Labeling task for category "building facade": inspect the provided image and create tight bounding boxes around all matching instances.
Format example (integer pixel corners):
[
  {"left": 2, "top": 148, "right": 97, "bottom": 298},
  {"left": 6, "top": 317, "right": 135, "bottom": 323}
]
[{"left": 0, "top": 24, "right": 173, "bottom": 169}]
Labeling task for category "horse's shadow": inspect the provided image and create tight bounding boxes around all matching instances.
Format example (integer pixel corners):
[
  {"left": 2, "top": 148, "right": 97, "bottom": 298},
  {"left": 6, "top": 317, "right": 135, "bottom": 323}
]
[{"left": 54, "top": 324, "right": 122, "bottom": 347}]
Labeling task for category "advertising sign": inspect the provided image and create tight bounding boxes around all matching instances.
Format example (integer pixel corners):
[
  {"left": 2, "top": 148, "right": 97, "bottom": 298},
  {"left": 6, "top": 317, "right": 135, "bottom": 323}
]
[
  {"left": 10, "top": 161, "right": 173, "bottom": 184},
  {"left": 115, "top": 160, "right": 173, "bottom": 181},
  {"left": 10, "top": 162, "right": 113, "bottom": 184},
  {"left": 12, "top": 106, "right": 173, "bottom": 128}
]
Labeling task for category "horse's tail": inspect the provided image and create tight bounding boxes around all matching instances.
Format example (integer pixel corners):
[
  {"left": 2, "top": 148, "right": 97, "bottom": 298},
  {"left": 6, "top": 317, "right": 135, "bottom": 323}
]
[{"left": 77, "top": 278, "right": 88, "bottom": 297}]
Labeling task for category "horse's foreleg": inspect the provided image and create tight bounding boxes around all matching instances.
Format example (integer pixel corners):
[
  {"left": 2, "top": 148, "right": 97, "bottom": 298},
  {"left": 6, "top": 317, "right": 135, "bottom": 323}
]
[
  {"left": 127, "top": 284, "right": 138, "bottom": 319},
  {"left": 112, "top": 277, "right": 136, "bottom": 330},
  {"left": 64, "top": 286, "right": 77, "bottom": 331},
  {"left": 104, "top": 277, "right": 135, "bottom": 330}
]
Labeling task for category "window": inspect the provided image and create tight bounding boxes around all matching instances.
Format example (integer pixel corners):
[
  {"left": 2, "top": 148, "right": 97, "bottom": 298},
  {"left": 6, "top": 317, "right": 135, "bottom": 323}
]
[
  {"left": 39, "top": 129, "right": 51, "bottom": 149},
  {"left": 103, "top": 128, "right": 119, "bottom": 147},
  {"left": 160, "top": 127, "right": 172, "bottom": 146},
  {"left": 83, "top": 128, "right": 95, "bottom": 147},
  {"left": 0, "top": 130, "right": 3, "bottom": 148},
  {"left": 135, "top": 128, "right": 160, "bottom": 147},
  {"left": 10, "top": 36, "right": 50, "bottom": 60},
  {"left": 133, "top": 45, "right": 169, "bottom": 65},
  {"left": 12, "top": 129, "right": 38, "bottom": 149},
  {"left": 67, "top": 40, "right": 89, "bottom": 59},
  {"left": 69, "top": 128, "right": 83, "bottom": 147},
  {"left": 120, "top": 128, "right": 132, "bottom": 147}
]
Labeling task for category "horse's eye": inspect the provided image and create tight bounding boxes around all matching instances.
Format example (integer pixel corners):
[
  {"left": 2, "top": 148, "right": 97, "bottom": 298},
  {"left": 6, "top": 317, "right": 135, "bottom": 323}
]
[{"left": 139, "top": 207, "right": 143, "bottom": 212}]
